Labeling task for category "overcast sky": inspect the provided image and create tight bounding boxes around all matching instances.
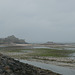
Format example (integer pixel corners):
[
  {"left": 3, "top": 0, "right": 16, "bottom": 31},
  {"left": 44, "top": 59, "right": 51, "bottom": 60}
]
[{"left": 0, "top": 0, "right": 75, "bottom": 43}]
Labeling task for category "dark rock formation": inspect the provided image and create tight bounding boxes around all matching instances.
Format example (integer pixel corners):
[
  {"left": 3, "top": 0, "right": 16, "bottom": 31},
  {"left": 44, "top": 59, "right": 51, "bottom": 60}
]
[
  {"left": 0, "top": 54, "right": 61, "bottom": 75},
  {"left": 0, "top": 35, "right": 28, "bottom": 44}
]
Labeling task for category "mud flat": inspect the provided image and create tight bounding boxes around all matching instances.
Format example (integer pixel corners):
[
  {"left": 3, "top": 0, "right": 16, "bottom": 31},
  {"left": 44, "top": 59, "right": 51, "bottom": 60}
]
[{"left": 0, "top": 54, "right": 60, "bottom": 75}]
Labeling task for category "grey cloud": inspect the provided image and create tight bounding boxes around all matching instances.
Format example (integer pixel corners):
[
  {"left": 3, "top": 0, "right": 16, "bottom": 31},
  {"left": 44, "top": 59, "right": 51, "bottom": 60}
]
[{"left": 0, "top": 0, "right": 75, "bottom": 43}]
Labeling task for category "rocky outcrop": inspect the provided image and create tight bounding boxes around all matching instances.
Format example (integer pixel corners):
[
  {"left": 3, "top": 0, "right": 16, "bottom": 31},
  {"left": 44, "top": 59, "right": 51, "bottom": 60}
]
[
  {"left": 0, "top": 35, "right": 28, "bottom": 44},
  {"left": 0, "top": 54, "right": 61, "bottom": 75}
]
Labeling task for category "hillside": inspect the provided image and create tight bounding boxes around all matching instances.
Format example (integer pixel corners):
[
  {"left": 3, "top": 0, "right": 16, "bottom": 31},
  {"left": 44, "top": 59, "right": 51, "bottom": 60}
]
[{"left": 0, "top": 35, "right": 28, "bottom": 44}]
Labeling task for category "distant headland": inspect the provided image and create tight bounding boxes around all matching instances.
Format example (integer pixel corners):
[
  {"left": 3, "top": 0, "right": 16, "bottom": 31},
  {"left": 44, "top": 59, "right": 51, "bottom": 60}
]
[{"left": 0, "top": 35, "right": 28, "bottom": 44}]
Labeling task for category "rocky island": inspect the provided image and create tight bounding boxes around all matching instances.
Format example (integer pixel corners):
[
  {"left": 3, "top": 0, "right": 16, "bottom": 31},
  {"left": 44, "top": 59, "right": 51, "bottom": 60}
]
[{"left": 0, "top": 35, "right": 28, "bottom": 44}]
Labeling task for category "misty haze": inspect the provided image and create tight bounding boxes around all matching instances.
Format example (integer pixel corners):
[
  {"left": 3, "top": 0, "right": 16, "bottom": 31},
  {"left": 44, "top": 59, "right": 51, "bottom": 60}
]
[{"left": 0, "top": 0, "right": 75, "bottom": 75}]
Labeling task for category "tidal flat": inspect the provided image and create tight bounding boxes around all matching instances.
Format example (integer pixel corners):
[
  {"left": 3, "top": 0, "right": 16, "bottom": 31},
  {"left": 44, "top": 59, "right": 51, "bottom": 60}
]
[{"left": 0, "top": 45, "right": 75, "bottom": 69}]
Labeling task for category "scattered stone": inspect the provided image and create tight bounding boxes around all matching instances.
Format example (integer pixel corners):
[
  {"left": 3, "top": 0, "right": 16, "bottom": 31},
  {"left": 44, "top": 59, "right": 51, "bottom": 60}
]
[{"left": 0, "top": 54, "right": 61, "bottom": 75}]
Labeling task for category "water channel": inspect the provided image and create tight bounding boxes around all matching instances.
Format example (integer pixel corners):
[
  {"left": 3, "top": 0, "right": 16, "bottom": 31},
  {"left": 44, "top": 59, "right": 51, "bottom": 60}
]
[{"left": 20, "top": 60, "right": 75, "bottom": 75}]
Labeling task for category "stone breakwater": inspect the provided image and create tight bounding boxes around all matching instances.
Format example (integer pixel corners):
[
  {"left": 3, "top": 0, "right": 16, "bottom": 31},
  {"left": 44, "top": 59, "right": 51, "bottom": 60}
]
[{"left": 0, "top": 54, "right": 61, "bottom": 75}]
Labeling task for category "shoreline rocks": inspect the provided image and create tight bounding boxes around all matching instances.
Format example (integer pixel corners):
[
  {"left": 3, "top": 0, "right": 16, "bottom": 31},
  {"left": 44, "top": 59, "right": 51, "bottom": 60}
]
[{"left": 0, "top": 54, "right": 61, "bottom": 75}]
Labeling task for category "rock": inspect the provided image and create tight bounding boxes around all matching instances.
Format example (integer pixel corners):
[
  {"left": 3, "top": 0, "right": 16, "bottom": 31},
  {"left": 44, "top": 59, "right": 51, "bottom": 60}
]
[{"left": 0, "top": 54, "right": 61, "bottom": 75}]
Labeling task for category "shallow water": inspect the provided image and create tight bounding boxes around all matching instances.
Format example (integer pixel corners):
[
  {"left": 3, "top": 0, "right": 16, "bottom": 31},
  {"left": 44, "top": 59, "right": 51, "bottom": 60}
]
[
  {"left": 64, "top": 48, "right": 75, "bottom": 50},
  {"left": 33, "top": 47, "right": 75, "bottom": 50},
  {"left": 20, "top": 60, "right": 75, "bottom": 75},
  {"left": 0, "top": 46, "right": 7, "bottom": 47},
  {"left": 33, "top": 47, "right": 50, "bottom": 49},
  {"left": 69, "top": 53, "right": 75, "bottom": 59}
]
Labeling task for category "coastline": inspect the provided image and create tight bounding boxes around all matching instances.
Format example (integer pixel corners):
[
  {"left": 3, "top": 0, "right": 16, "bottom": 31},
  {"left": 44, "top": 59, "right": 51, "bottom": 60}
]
[
  {"left": 0, "top": 54, "right": 61, "bottom": 75},
  {"left": 0, "top": 44, "right": 75, "bottom": 70},
  {"left": 1, "top": 51, "right": 75, "bottom": 69}
]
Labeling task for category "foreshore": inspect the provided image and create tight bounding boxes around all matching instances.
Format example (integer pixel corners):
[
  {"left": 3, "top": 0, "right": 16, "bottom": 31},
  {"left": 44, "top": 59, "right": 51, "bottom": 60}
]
[
  {"left": 0, "top": 44, "right": 75, "bottom": 70},
  {"left": 0, "top": 44, "right": 75, "bottom": 72},
  {"left": 1, "top": 51, "right": 75, "bottom": 69},
  {"left": 0, "top": 53, "right": 61, "bottom": 75}
]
